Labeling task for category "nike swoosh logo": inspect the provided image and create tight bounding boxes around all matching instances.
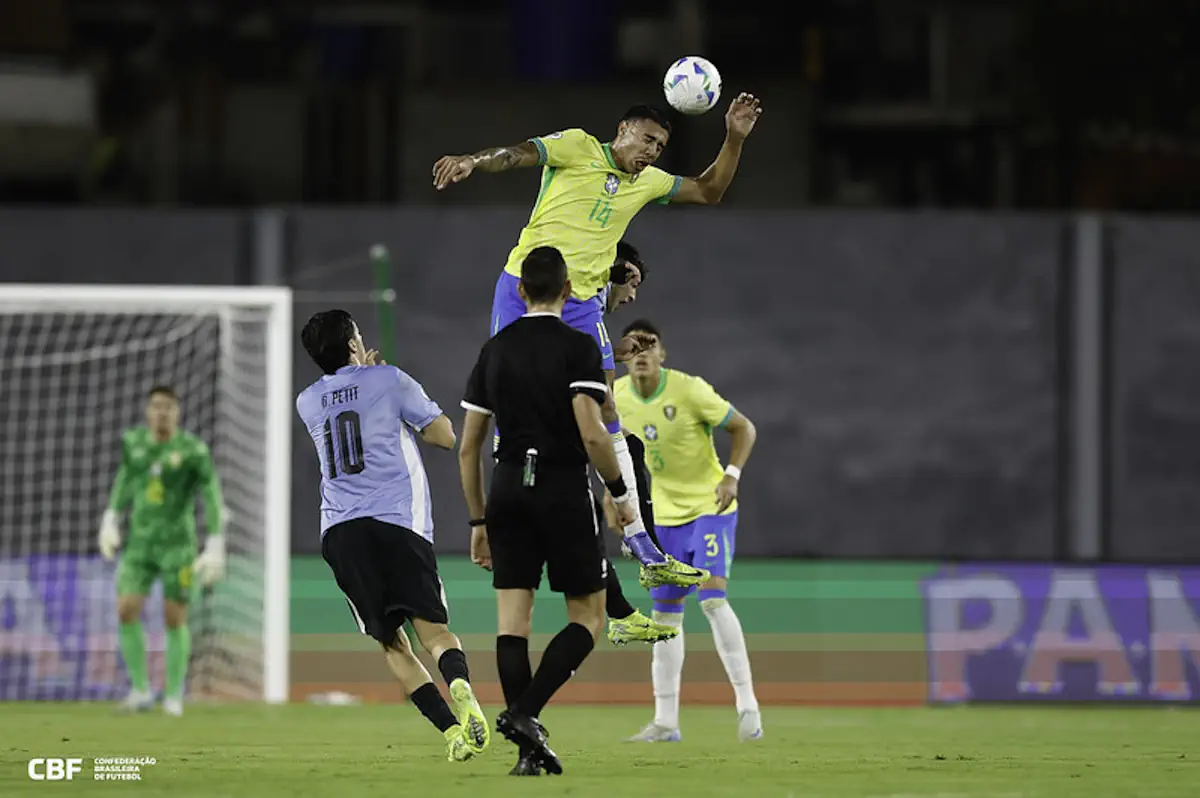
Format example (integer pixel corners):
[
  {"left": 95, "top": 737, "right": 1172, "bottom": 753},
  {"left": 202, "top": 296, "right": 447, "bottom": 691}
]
[{"left": 591, "top": 162, "right": 605, "bottom": 168}]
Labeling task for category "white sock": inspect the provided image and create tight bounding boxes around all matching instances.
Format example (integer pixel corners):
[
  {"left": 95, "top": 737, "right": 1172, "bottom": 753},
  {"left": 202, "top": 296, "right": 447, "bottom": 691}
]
[
  {"left": 651, "top": 610, "right": 685, "bottom": 729},
  {"left": 701, "top": 598, "right": 759, "bottom": 714},
  {"left": 611, "top": 433, "right": 648, "bottom": 537}
]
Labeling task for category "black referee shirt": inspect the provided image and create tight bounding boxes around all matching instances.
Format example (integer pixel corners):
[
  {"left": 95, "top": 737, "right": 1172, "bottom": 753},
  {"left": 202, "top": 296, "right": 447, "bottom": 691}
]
[{"left": 461, "top": 313, "right": 608, "bottom": 466}]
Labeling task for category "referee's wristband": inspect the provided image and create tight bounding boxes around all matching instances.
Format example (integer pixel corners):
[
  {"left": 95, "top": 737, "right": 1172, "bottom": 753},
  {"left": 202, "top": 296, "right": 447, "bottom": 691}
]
[
  {"left": 468, "top": 518, "right": 487, "bottom": 528},
  {"left": 605, "top": 477, "right": 629, "bottom": 500},
  {"left": 724, "top": 465, "right": 742, "bottom": 481}
]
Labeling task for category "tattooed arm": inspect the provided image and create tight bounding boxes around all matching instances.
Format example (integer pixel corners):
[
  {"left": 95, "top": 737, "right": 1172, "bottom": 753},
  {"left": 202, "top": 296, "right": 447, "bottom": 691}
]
[{"left": 432, "top": 141, "right": 540, "bottom": 190}]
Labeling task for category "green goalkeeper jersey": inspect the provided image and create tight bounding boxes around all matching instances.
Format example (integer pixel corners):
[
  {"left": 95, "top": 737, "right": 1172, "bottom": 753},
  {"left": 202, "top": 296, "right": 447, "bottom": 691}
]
[{"left": 107, "top": 427, "right": 225, "bottom": 547}]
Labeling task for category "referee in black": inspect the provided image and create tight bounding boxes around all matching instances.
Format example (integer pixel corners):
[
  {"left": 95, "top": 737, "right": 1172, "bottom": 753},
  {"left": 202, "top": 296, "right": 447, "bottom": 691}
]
[{"left": 458, "top": 245, "right": 637, "bottom": 776}]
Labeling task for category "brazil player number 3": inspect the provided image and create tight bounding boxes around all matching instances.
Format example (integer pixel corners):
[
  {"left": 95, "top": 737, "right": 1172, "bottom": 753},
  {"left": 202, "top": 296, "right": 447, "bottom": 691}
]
[{"left": 323, "top": 410, "right": 366, "bottom": 478}]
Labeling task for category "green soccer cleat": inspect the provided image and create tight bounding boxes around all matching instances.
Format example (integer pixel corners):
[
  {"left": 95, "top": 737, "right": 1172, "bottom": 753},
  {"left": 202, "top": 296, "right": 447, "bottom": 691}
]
[
  {"left": 444, "top": 725, "right": 474, "bottom": 762},
  {"left": 638, "top": 556, "right": 710, "bottom": 589},
  {"left": 449, "top": 678, "right": 490, "bottom": 755},
  {"left": 607, "top": 610, "right": 680, "bottom": 646}
]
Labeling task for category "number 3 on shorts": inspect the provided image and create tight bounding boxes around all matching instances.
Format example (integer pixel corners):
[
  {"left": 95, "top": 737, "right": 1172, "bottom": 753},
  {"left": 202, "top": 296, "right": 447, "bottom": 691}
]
[{"left": 704, "top": 533, "right": 719, "bottom": 558}]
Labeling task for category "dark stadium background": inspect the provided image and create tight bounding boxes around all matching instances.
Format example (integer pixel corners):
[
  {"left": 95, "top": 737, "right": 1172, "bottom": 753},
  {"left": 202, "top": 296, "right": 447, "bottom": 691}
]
[{"left": 3, "top": 1, "right": 1200, "bottom": 566}]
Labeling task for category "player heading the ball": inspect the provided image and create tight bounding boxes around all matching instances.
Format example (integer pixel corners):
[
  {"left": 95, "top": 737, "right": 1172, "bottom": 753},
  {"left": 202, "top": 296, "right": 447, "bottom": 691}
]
[{"left": 432, "top": 93, "right": 763, "bottom": 589}]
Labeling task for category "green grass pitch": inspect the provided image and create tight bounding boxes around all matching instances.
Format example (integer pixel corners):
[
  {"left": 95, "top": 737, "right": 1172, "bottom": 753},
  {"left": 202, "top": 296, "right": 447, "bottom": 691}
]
[{"left": 1, "top": 703, "right": 1197, "bottom": 797}]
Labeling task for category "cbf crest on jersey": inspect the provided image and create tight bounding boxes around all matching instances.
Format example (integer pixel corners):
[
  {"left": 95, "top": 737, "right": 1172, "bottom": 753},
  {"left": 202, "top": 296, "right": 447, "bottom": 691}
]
[
  {"left": 643, "top": 423, "right": 658, "bottom": 441},
  {"left": 604, "top": 174, "right": 620, "bottom": 195},
  {"left": 664, "top": 405, "right": 677, "bottom": 421}
]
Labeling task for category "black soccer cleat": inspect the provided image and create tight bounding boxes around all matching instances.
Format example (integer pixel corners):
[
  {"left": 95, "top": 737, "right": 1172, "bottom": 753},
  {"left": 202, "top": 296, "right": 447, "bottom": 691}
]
[
  {"left": 497, "top": 710, "right": 563, "bottom": 775},
  {"left": 508, "top": 750, "right": 542, "bottom": 776}
]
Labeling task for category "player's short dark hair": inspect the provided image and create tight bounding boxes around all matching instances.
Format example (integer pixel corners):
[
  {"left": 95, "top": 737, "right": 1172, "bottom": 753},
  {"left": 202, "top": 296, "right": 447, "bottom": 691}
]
[
  {"left": 147, "top": 385, "right": 177, "bottom": 402},
  {"left": 620, "top": 105, "right": 672, "bottom": 135},
  {"left": 301, "top": 309, "right": 357, "bottom": 375},
  {"left": 520, "top": 246, "right": 568, "bottom": 303},
  {"left": 622, "top": 318, "right": 661, "bottom": 341},
  {"left": 615, "top": 240, "right": 648, "bottom": 281}
]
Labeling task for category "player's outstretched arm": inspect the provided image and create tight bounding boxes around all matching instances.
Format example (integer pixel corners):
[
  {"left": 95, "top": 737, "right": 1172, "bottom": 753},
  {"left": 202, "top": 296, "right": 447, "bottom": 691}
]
[
  {"left": 671, "top": 93, "right": 763, "bottom": 205},
  {"left": 432, "top": 141, "right": 541, "bottom": 190},
  {"left": 716, "top": 410, "right": 757, "bottom": 512}
]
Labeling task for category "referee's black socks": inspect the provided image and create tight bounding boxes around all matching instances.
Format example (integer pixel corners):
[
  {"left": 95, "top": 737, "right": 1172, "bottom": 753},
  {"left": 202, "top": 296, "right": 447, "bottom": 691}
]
[
  {"left": 437, "top": 648, "right": 470, "bottom": 686},
  {"left": 410, "top": 682, "right": 458, "bottom": 732},
  {"left": 496, "top": 635, "right": 533, "bottom": 710},
  {"left": 513, "top": 623, "right": 595, "bottom": 718}
]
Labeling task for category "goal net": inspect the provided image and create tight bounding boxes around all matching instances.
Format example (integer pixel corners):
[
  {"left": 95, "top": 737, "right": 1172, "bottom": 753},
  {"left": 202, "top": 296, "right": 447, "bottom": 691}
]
[{"left": 0, "top": 285, "right": 291, "bottom": 703}]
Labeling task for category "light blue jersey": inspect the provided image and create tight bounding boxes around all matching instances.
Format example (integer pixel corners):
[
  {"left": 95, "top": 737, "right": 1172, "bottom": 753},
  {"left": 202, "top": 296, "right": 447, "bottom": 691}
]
[{"left": 296, "top": 364, "right": 443, "bottom": 540}]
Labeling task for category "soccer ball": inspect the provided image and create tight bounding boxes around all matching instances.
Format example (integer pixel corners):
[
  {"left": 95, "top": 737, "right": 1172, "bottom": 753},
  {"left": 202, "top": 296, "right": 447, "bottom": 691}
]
[{"left": 663, "top": 56, "right": 722, "bottom": 116}]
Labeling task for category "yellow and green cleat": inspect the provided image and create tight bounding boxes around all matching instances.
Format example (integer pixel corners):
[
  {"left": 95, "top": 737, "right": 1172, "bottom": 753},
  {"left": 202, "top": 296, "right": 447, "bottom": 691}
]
[
  {"left": 638, "top": 556, "right": 710, "bottom": 589},
  {"left": 607, "top": 610, "right": 680, "bottom": 646},
  {"left": 449, "top": 678, "right": 490, "bottom": 755},
  {"left": 444, "top": 725, "right": 474, "bottom": 762}
]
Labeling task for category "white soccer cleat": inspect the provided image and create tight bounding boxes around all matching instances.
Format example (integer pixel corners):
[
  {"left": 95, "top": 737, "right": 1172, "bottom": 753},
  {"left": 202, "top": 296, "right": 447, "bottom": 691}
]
[
  {"left": 738, "top": 710, "right": 763, "bottom": 741},
  {"left": 626, "top": 722, "right": 682, "bottom": 743},
  {"left": 118, "top": 689, "right": 155, "bottom": 713},
  {"left": 163, "top": 696, "right": 184, "bottom": 717}
]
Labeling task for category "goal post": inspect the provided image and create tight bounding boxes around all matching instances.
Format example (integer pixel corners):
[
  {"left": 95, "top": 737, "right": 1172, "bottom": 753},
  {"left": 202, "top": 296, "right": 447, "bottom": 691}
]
[{"left": 0, "top": 284, "right": 292, "bottom": 704}]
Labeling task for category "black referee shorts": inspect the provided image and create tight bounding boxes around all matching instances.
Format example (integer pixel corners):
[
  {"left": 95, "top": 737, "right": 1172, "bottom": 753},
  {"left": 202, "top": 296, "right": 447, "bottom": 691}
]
[
  {"left": 487, "top": 462, "right": 607, "bottom": 597},
  {"left": 321, "top": 517, "right": 448, "bottom": 646}
]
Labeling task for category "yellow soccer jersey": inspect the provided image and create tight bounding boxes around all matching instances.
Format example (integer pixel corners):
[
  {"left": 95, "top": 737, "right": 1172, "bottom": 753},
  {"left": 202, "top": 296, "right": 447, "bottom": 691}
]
[
  {"left": 613, "top": 368, "right": 736, "bottom": 526},
  {"left": 502, "top": 128, "right": 682, "bottom": 300}
]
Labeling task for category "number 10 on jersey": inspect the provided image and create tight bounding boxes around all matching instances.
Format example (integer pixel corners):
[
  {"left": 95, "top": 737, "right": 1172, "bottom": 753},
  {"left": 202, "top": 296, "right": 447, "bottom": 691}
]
[{"left": 324, "top": 410, "right": 364, "bottom": 478}]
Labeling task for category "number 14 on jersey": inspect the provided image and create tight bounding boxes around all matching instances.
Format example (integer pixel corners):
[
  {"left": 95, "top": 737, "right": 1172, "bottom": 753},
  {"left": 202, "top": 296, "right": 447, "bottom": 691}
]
[{"left": 588, "top": 199, "right": 613, "bottom": 228}]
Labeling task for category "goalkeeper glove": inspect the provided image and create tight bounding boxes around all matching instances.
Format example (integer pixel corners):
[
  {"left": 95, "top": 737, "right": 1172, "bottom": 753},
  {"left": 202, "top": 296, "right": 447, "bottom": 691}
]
[
  {"left": 193, "top": 534, "right": 226, "bottom": 587},
  {"left": 98, "top": 510, "right": 121, "bottom": 561}
]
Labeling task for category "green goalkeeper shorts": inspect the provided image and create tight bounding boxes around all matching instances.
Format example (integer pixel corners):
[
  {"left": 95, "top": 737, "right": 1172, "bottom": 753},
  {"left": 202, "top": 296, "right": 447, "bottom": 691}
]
[{"left": 116, "top": 544, "right": 197, "bottom": 604}]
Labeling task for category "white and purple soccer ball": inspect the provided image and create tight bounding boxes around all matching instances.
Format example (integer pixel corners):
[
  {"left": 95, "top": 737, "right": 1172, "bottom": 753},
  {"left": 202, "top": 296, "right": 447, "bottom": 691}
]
[{"left": 663, "top": 56, "right": 722, "bottom": 116}]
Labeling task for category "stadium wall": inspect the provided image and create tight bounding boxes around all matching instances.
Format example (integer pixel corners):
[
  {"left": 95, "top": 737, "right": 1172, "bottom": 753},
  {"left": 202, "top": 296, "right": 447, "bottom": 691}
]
[
  {"left": 4, "top": 209, "right": 1200, "bottom": 563},
  {"left": 288, "top": 208, "right": 1065, "bottom": 561}
]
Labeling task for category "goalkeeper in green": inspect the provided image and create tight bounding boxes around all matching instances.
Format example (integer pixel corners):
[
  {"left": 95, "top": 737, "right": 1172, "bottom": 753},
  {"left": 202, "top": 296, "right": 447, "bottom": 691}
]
[{"left": 97, "top": 385, "right": 227, "bottom": 716}]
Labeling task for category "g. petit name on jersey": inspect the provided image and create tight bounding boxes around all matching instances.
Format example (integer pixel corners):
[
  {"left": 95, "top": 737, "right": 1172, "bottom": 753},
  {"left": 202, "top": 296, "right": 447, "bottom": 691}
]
[{"left": 322, "top": 385, "right": 359, "bottom": 408}]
